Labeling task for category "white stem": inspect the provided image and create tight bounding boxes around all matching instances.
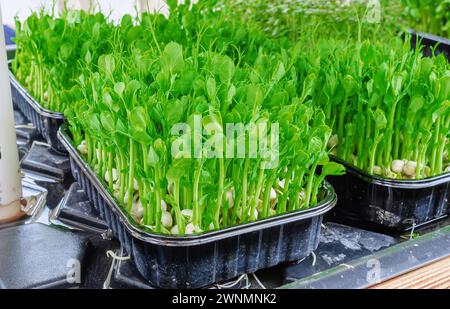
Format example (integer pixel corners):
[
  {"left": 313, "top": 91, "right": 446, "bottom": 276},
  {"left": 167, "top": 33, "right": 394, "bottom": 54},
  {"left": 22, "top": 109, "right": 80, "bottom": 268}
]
[{"left": 0, "top": 4, "right": 23, "bottom": 222}]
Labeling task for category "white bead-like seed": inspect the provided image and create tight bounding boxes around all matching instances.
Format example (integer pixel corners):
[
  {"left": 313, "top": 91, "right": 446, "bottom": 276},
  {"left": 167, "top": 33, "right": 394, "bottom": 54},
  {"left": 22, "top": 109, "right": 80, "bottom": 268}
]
[
  {"left": 170, "top": 225, "right": 179, "bottom": 235},
  {"left": 226, "top": 190, "right": 234, "bottom": 207},
  {"left": 391, "top": 160, "right": 405, "bottom": 173},
  {"left": 373, "top": 166, "right": 382, "bottom": 175},
  {"left": 403, "top": 161, "right": 417, "bottom": 177},
  {"left": 185, "top": 223, "right": 195, "bottom": 235},
  {"left": 131, "top": 200, "right": 144, "bottom": 220},
  {"left": 181, "top": 209, "right": 193, "bottom": 222},
  {"left": 161, "top": 211, "right": 173, "bottom": 228},
  {"left": 161, "top": 199, "right": 168, "bottom": 212},
  {"left": 327, "top": 134, "right": 338, "bottom": 150},
  {"left": 77, "top": 142, "right": 88, "bottom": 155},
  {"left": 270, "top": 188, "right": 277, "bottom": 202}
]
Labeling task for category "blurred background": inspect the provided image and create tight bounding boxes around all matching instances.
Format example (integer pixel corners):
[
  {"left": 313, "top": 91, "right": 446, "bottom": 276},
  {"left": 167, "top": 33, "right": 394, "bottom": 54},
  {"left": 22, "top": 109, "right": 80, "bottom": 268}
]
[{"left": 0, "top": 0, "right": 175, "bottom": 26}]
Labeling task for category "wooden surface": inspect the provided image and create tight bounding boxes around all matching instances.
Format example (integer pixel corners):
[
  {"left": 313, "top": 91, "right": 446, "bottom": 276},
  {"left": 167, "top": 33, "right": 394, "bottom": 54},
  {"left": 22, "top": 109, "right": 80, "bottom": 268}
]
[{"left": 370, "top": 256, "right": 450, "bottom": 289}]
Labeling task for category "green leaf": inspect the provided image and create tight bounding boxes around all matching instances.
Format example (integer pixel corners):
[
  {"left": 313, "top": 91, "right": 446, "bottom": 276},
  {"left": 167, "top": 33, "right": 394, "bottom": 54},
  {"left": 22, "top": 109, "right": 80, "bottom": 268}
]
[
  {"left": 374, "top": 109, "right": 387, "bottom": 130},
  {"left": 161, "top": 42, "right": 184, "bottom": 73},
  {"left": 343, "top": 75, "right": 357, "bottom": 96},
  {"left": 409, "top": 96, "right": 424, "bottom": 113},
  {"left": 98, "top": 54, "right": 116, "bottom": 76},
  {"left": 271, "top": 62, "right": 286, "bottom": 85},
  {"left": 432, "top": 100, "right": 450, "bottom": 122},
  {"left": 212, "top": 54, "right": 235, "bottom": 84},
  {"left": 127, "top": 26, "right": 142, "bottom": 43},
  {"left": 391, "top": 73, "right": 404, "bottom": 97},
  {"left": 321, "top": 162, "right": 346, "bottom": 176},
  {"left": 166, "top": 159, "right": 192, "bottom": 182},
  {"left": 114, "top": 82, "right": 125, "bottom": 97},
  {"left": 100, "top": 112, "right": 115, "bottom": 133},
  {"left": 206, "top": 77, "right": 217, "bottom": 101},
  {"left": 131, "top": 129, "right": 152, "bottom": 144},
  {"left": 147, "top": 146, "right": 159, "bottom": 167},
  {"left": 129, "top": 106, "right": 147, "bottom": 132},
  {"left": 165, "top": 99, "right": 184, "bottom": 125}
]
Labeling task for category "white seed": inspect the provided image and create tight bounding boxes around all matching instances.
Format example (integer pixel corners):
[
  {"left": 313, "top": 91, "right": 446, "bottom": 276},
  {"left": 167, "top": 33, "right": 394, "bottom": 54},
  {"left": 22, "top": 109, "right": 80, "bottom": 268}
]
[
  {"left": 373, "top": 166, "right": 382, "bottom": 175},
  {"left": 445, "top": 166, "right": 450, "bottom": 172},
  {"left": 251, "top": 208, "right": 258, "bottom": 220},
  {"left": 124, "top": 191, "right": 130, "bottom": 203},
  {"left": 270, "top": 188, "right": 277, "bottom": 202},
  {"left": 105, "top": 168, "right": 118, "bottom": 183},
  {"left": 133, "top": 178, "right": 139, "bottom": 191},
  {"left": 327, "top": 134, "right": 338, "bottom": 150},
  {"left": 77, "top": 142, "right": 88, "bottom": 155},
  {"left": 43, "top": 91, "right": 49, "bottom": 101},
  {"left": 161, "top": 199, "right": 168, "bottom": 212},
  {"left": 170, "top": 225, "right": 179, "bottom": 235},
  {"left": 391, "top": 160, "right": 405, "bottom": 174},
  {"left": 131, "top": 200, "right": 144, "bottom": 220},
  {"left": 403, "top": 161, "right": 417, "bottom": 177},
  {"left": 161, "top": 211, "right": 173, "bottom": 228},
  {"left": 237, "top": 208, "right": 243, "bottom": 220},
  {"left": 181, "top": 209, "right": 193, "bottom": 222},
  {"left": 209, "top": 222, "right": 215, "bottom": 231},
  {"left": 226, "top": 189, "right": 234, "bottom": 207},
  {"left": 278, "top": 179, "right": 286, "bottom": 189},
  {"left": 299, "top": 190, "right": 305, "bottom": 200},
  {"left": 185, "top": 223, "right": 195, "bottom": 235},
  {"left": 268, "top": 208, "right": 277, "bottom": 216}
]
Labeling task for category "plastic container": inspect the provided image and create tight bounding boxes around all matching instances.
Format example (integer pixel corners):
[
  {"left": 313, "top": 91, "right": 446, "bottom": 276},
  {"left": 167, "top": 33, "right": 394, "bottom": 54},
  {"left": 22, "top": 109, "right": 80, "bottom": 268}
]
[
  {"left": 326, "top": 32, "right": 450, "bottom": 233},
  {"left": 409, "top": 30, "right": 450, "bottom": 59},
  {"left": 9, "top": 63, "right": 66, "bottom": 153},
  {"left": 57, "top": 125, "right": 337, "bottom": 288},
  {"left": 327, "top": 156, "right": 450, "bottom": 232}
]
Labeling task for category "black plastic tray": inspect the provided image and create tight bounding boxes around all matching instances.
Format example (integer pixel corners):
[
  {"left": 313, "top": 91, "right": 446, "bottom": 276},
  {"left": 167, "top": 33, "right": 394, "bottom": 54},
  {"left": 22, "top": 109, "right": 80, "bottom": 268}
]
[
  {"left": 409, "top": 30, "right": 450, "bottom": 59},
  {"left": 57, "top": 125, "right": 337, "bottom": 288},
  {"left": 327, "top": 156, "right": 450, "bottom": 232},
  {"left": 9, "top": 63, "right": 66, "bottom": 153},
  {"left": 325, "top": 33, "right": 450, "bottom": 233}
]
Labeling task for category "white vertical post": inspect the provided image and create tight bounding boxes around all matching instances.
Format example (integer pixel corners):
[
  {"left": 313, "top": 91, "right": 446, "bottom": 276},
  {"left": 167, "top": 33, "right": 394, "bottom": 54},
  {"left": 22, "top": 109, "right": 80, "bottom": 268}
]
[{"left": 0, "top": 4, "right": 23, "bottom": 223}]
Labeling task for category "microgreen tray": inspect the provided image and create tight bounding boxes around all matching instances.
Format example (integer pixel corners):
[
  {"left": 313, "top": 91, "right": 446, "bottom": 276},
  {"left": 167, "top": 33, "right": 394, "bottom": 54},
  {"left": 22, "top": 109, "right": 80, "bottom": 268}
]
[
  {"left": 58, "top": 125, "right": 337, "bottom": 288},
  {"left": 9, "top": 62, "right": 66, "bottom": 153}
]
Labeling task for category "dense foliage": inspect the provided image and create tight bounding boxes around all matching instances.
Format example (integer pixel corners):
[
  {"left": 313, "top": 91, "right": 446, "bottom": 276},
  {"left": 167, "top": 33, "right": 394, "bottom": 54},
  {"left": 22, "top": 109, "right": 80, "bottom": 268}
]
[
  {"left": 10, "top": 0, "right": 450, "bottom": 236},
  {"left": 12, "top": 10, "right": 114, "bottom": 111},
  {"left": 301, "top": 38, "right": 450, "bottom": 179},
  {"left": 402, "top": 0, "right": 450, "bottom": 38},
  {"left": 15, "top": 1, "right": 345, "bottom": 235}
]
